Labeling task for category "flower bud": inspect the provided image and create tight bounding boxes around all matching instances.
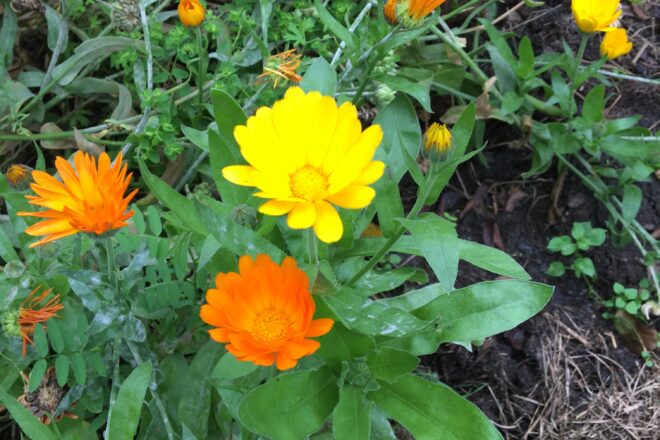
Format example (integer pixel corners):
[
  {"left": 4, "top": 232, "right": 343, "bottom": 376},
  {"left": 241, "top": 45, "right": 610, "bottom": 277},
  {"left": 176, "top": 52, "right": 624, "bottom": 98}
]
[
  {"left": 422, "top": 123, "right": 453, "bottom": 162},
  {"left": 4, "top": 164, "right": 32, "bottom": 190},
  {"left": 178, "top": 0, "right": 205, "bottom": 28}
]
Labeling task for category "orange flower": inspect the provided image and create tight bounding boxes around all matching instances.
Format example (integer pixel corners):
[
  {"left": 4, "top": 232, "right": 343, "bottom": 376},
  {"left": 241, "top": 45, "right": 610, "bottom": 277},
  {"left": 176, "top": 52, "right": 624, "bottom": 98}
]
[
  {"left": 178, "top": 0, "right": 205, "bottom": 27},
  {"left": 257, "top": 49, "right": 303, "bottom": 88},
  {"left": 385, "top": 0, "right": 447, "bottom": 24},
  {"left": 17, "top": 151, "right": 137, "bottom": 247},
  {"left": 200, "top": 254, "right": 334, "bottom": 371},
  {"left": 13, "top": 287, "right": 64, "bottom": 356},
  {"left": 4, "top": 164, "right": 32, "bottom": 190}
]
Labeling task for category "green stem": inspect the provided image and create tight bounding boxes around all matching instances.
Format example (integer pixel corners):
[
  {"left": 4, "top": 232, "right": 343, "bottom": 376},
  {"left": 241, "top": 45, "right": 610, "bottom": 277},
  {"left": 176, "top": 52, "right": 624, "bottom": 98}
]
[
  {"left": 569, "top": 34, "right": 589, "bottom": 117},
  {"left": 347, "top": 170, "right": 440, "bottom": 286},
  {"left": 307, "top": 229, "right": 319, "bottom": 266},
  {"left": 196, "top": 27, "right": 206, "bottom": 107},
  {"left": 104, "top": 238, "right": 117, "bottom": 297}
]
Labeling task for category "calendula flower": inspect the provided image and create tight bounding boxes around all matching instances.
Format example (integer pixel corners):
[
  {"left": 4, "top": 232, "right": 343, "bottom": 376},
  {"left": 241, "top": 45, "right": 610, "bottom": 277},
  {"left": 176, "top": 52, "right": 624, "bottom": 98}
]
[
  {"left": 571, "top": 0, "right": 621, "bottom": 33},
  {"left": 258, "top": 49, "right": 303, "bottom": 88},
  {"left": 200, "top": 254, "right": 334, "bottom": 371},
  {"left": 222, "top": 86, "right": 385, "bottom": 243},
  {"left": 384, "top": 0, "right": 447, "bottom": 25},
  {"left": 18, "top": 367, "right": 78, "bottom": 424},
  {"left": 4, "top": 164, "right": 32, "bottom": 190},
  {"left": 1, "top": 287, "right": 64, "bottom": 356},
  {"left": 17, "top": 151, "right": 137, "bottom": 248},
  {"left": 600, "top": 28, "right": 632, "bottom": 59},
  {"left": 423, "top": 123, "right": 452, "bottom": 161},
  {"left": 178, "top": 0, "right": 205, "bottom": 27}
]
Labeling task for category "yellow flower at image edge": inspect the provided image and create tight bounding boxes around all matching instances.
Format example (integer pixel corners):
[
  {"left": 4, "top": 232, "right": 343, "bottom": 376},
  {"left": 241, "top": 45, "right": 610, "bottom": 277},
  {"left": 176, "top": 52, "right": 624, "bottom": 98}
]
[
  {"left": 571, "top": 0, "right": 621, "bottom": 33},
  {"left": 222, "top": 86, "right": 385, "bottom": 243},
  {"left": 17, "top": 151, "right": 138, "bottom": 248},
  {"left": 200, "top": 254, "right": 334, "bottom": 371},
  {"left": 178, "top": 0, "right": 205, "bottom": 27},
  {"left": 601, "top": 28, "right": 632, "bottom": 60}
]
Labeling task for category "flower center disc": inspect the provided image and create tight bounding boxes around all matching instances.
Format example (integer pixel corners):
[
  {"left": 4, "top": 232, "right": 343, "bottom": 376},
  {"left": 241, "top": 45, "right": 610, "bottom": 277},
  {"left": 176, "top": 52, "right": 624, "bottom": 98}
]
[
  {"left": 290, "top": 166, "right": 328, "bottom": 201},
  {"left": 252, "top": 308, "right": 290, "bottom": 345}
]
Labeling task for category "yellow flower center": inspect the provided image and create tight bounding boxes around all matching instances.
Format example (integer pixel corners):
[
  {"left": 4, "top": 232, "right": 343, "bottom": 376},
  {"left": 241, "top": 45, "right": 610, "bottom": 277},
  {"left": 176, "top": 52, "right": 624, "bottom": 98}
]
[
  {"left": 290, "top": 166, "right": 328, "bottom": 201},
  {"left": 252, "top": 307, "right": 290, "bottom": 345}
]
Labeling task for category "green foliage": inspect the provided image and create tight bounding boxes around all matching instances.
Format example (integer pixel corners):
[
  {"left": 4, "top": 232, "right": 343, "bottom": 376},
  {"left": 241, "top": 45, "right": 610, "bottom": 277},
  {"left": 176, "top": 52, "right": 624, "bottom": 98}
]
[{"left": 547, "top": 222, "right": 606, "bottom": 279}]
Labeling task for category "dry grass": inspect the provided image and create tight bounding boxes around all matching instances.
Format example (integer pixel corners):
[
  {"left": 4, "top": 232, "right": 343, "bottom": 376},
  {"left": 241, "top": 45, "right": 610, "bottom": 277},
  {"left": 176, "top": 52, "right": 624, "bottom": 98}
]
[{"left": 489, "top": 309, "right": 660, "bottom": 439}]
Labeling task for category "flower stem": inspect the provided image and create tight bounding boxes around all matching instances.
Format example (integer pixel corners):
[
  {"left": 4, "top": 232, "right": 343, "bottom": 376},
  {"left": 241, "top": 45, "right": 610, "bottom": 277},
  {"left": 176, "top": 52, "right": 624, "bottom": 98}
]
[
  {"left": 569, "top": 34, "right": 589, "bottom": 117},
  {"left": 196, "top": 27, "right": 206, "bottom": 107},
  {"left": 347, "top": 170, "right": 439, "bottom": 286},
  {"left": 307, "top": 229, "right": 319, "bottom": 266},
  {"left": 104, "top": 238, "right": 118, "bottom": 298}
]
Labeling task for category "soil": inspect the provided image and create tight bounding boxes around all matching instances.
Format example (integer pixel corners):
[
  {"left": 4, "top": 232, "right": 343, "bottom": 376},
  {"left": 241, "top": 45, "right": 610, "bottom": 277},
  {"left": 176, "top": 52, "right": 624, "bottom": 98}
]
[{"left": 419, "top": 2, "right": 660, "bottom": 438}]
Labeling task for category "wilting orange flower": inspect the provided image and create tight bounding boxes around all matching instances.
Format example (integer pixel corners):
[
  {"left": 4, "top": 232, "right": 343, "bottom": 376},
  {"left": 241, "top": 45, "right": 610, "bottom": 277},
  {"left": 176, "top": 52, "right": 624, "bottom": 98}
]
[
  {"left": 4, "top": 164, "right": 32, "bottom": 190},
  {"left": 200, "top": 254, "right": 334, "bottom": 371},
  {"left": 178, "top": 0, "right": 205, "bottom": 27},
  {"left": 17, "top": 151, "right": 137, "bottom": 248},
  {"left": 12, "top": 287, "right": 64, "bottom": 356},
  {"left": 385, "top": 0, "right": 447, "bottom": 24},
  {"left": 258, "top": 49, "right": 303, "bottom": 88}
]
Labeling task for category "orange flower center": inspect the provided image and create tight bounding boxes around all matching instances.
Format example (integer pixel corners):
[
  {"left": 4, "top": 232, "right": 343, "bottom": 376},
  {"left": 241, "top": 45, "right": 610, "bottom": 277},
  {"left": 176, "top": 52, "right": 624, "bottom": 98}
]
[
  {"left": 290, "top": 166, "right": 328, "bottom": 201},
  {"left": 252, "top": 307, "right": 290, "bottom": 345}
]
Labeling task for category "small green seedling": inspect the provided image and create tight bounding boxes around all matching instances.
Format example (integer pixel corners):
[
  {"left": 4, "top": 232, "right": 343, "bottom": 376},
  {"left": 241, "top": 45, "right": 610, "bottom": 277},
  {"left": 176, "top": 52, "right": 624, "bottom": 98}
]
[
  {"left": 603, "top": 279, "right": 653, "bottom": 319},
  {"left": 546, "top": 222, "right": 606, "bottom": 278}
]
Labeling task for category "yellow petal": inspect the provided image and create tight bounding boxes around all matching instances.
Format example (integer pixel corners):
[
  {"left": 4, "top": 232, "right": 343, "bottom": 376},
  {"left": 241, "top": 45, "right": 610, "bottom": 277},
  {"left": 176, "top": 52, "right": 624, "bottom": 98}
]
[
  {"left": 222, "top": 165, "right": 257, "bottom": 186},
  {"left": 321, "top": 102, "right": 362, "bottom": 173},
  {"left": 327, "top": 125, "right": 383, "bottom": 193},
  {"left": 287, "top": 201, "right": 317, "bottom": 229},
  {"left": 259, "top": 200, "right": 296, "bottom": 215},
  {"left": 326, "top": 185, "right": 376, "bottom": 209},
  {"left": 313, "top": 200, "right": 343, "bottom": 243},
  {"left": 354, "top": 161, "right": 386, "bottom": 186}
]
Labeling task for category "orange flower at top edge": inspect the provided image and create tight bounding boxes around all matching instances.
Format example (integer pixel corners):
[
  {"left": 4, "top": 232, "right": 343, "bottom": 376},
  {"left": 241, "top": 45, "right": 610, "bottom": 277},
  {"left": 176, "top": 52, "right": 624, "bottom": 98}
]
[
  {"left": 13, "top": 287, "right": 64, "bottom": 356},
  {"left": 385, "top": 0, "right": 447, "bottom": 24},
  {"left": 200, "top": 254, "right": 334, "bottom": 371},
  {"left": 17, "top": 151, "right": 138, "bottom": 248},
  {"left": 178, "top": 0, "right": 205, "bottom": 27},
  {"left": 257, "top": 49, "right": 303, "bottom": 88}
]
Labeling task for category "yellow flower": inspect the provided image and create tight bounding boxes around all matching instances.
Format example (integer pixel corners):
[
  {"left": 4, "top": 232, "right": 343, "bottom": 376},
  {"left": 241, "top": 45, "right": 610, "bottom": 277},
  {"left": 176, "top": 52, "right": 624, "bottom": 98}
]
[
  {"left": 17, "top": 151, "right": 137, "bottom": 247},
  {"left": 423, "top": 123, "right": 452, "bottom": 161},
  {"left": 222, "top": 87, "right": 385, "bottom": 243},
  {"left": 384, "top": 0, "right": 447, "bottom": 25},
  {"left": 4, "top": 164, "right": 32, "bottom": 190},
  {"left": 178, "top": 0, "right": 205, "bottom": 27},
  {"left": 571, "top": 0, "right": 621, "bottom": 33},
  {"left": 600, "top": 28, "right": 632, "bottom": 60},
  {"left": 200, "top": 254, "right": 334, "bottom": 370},
  {"left": 258, "top": 49, "right": 303, "bottom": 88}
]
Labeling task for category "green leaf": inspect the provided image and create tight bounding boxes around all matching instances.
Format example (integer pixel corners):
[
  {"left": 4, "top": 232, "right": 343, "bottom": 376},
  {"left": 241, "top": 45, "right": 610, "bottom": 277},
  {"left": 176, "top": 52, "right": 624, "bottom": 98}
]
[
  {"left": 546, "top": 261, "right": 566, "bottom": 277},
  {"left": 0, "top": 221, "right": 19, "bottom": 262},
  {"left": 33, "top": 324, "right": 48, "bottom": 358},
  {"left": 70, "top": 352, "right": 87, "bottom": 385},
  {"left": 212, "top": 352, "right": 258, "bottom": 382},
  {"left": 28, "top": 359, "right": 48, "bottom": 393},
  {"left": 208, "top": 128, "right": 251, "bottom": 207},
  {"left": 195, "top": 199, "right": 285, "bottom": 261},
  {"left": 55, "top": 355, "right": 70, "bottom": 387},
  {"left": 486, "top": 44, "right": 516, "bottom": 93},
  {"left": 366, "top": 348, "right": 419, "bottom": 383},
  {"left": 146, "top": 205, "right": 162, "bottom": 236},
  {"left": 369, "top": 374, "right": 503, "bottom": 440},
  {"left": 46, "top": 319, "right": 65, "bottom": 353},
  {"left": 622, "top": 184, "right": 642, "bottom": 225},
  {"left": 314, "top": 0, "right": 357, "bottom": 50},
  {"left": 315, "top": 321, "right": 376, "bottom": 373},
  {"left": 182, "top": 125, "right": 209, "bottom": 151},
  {"left": 398, "top": 214, "right": 459, "bottom": 292},
  {"left": 178, "top": 342, "right": 224, "bottom": 440},
  {"left": 372, "top": 172, "right": 405, "bottom": 237},
  {"left": 52, "top": 37, "right": 144, "bottom": 86},
  {"left": 373, "top": 95, "right": 421, "bottom": 182},
  {"left": 478, "top": 19, "right": 517, "bottom": 66},
  {"left": 322, "top": 288, "right": 431, "bottom": 338},
  {"left": 582, "top": 84, "right": 605, "bottom": 123},
  {"left": 333, "top": 386, "right": 372, "bottom": 440},
  {"left": 458, "top": 239, "right": 530, "bottom": 279},
  {"left": 301, "top": 57, "right": 337, "bottom": 96},
  {"left": 138, "top": 158, "right": 207, "bottom": 234},
  {"left": 106, "top": 362, "right": 153, "bottom": 440},
  {"left": 238, "top": 367, "right": 339, "bottom": 439},
  {"left": 377, "top": 74, "right": 433, "bottom": 113},
  {"left": 413, "top": 280, "right": 553, "bottom": 343},
  {"left": 354, "top": 266, "right": 427, "bottom": 296},
  {"left": 573, "top": 257, "right": 595, "bottom": 278},
  {"left": 517, "top": 36, "right": 535, "bottom": 78},
  {"left": 0, "top": 389, "right": 57, "bottom": 440}
]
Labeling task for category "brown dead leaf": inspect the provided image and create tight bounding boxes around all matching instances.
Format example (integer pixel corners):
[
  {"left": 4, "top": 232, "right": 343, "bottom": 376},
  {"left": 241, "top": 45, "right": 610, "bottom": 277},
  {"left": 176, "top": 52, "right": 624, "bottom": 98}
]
[
  {"left": 73, "top": 128, "right": 104, "bottom": 156},
  {"left": 613, "top": 311, "right": 658, "bottom": 354},
  {"left": 40, "top": 123, "right": 70, "bottom": 150},
  {"left": 505, "top": 188, "right": 528, "bottom": 212},
  {"left": 460, "top": 185, "right": 488, "bottom": 219}
]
